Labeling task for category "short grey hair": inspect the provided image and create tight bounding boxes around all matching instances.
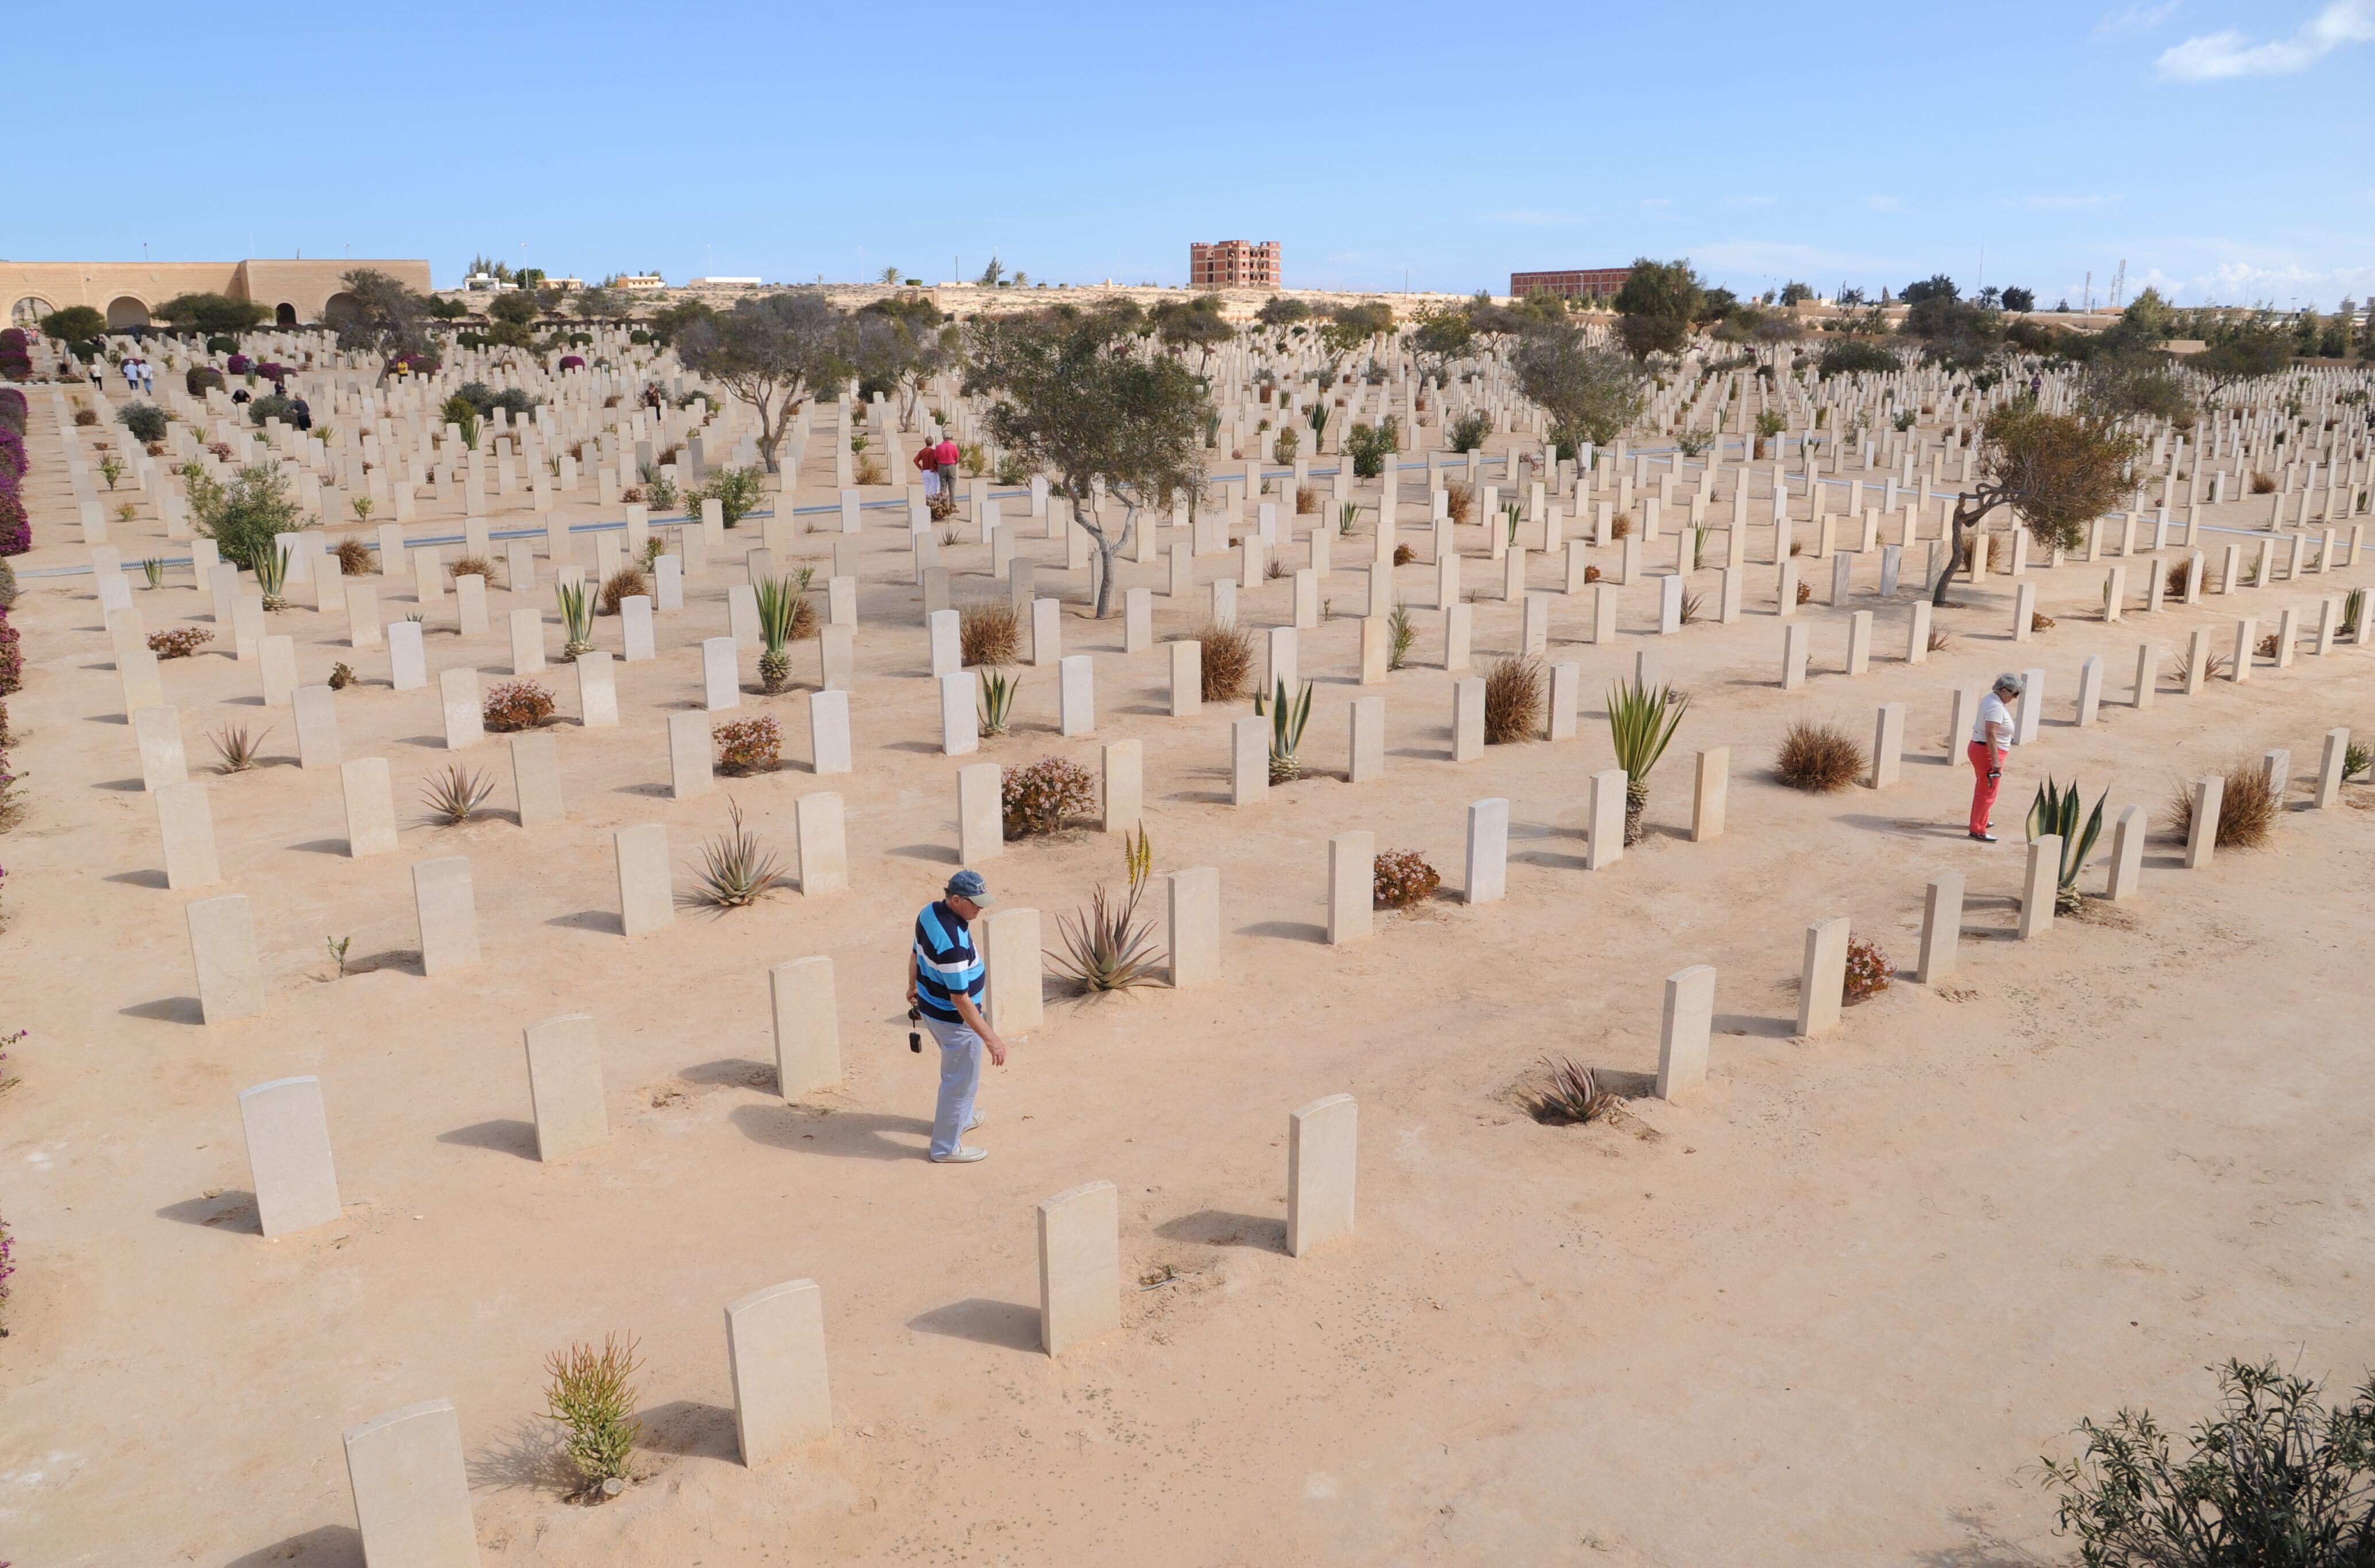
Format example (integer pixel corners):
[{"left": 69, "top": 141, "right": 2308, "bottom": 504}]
[{"left": 1993, "top": 672, "right": 2025, "bottom": 697}]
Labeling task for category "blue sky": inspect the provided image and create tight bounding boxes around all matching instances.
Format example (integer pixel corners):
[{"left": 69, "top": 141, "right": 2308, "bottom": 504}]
[{"left": 13, "top": 1, "right": 2372, "bottom": 309}]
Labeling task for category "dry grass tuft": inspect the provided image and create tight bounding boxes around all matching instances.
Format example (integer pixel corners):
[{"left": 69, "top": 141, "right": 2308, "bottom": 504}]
[
  {"left": 1482, "top": 655, "right": 1544, "bottom": 744},
  {"left": 598, "top": 565, "right": 650, "bottom": 615},
  {"left": 1775, "top": 719, "right": 1865, "bottom": 792},
  {"left": 959, "top": 601, "right": 1021, "bottom": 667},
  {"left": 2164, "top": 761, "right": 2277, "bottom": 848},
  {"left": 1927, "top": 627, "right": 1953, "bottom": 652},
  {"left": 335, "top": 536, "right": 373, "bottom": 576},
  {"left": 1195, "top": 619, "right": 1254, "bottom": 702},
  {"left": 1445, "top": 483, "right": 1474, "bottom": 524},
  {"left": 449, "top": 553, "right": 501, "bottom": 589}
]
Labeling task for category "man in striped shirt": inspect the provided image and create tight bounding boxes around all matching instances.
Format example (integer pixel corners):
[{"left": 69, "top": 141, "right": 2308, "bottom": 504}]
[{"left": 906, "top": 869, "right": 1010, "bottom": 1164}]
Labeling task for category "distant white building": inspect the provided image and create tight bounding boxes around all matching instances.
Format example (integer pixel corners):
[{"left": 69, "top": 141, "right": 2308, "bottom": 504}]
[
  {"left": 689, "top": 276, "right": 762, "bottom": 288},
  {"left": 615, "top": 274, "right": 666, "bottom": 292},
  {"left": 462, "top": 273, "right": 515, "bottom": 292}
]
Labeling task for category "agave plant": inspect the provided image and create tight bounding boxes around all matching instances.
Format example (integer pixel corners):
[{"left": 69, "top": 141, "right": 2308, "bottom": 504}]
[
  {"left": 754, "top": 571, "right": 804, "bottom": 694},
  {"left": 2346, "top": 587, "right": 2365, "bottom": 640},
  {"left": 1267, "top": 678, "right": 1314, "bottom": 783},
  {"left": 1502, "top": 503, "right": 1522, "bottom": 546},
  {"left": 1606, "top": 676, "right": 1690, "bottom": 845},
  {"left": 1046, "top": 827, "right": 1163, "bottom": 993},
  {"left": 141, "top": 557, "right": 165, "bottom": 589},
  {"left": 556, "top": 580, "right": 594, "bottom": 658},
  {"left": 2026, "top": 779, "right": 2107, "bottom": 914},
  {"left": 690, "top": 798, "right": 785, "bottom": 909},
  {"left": 421, "top": 765, "right": 496, "bottom": 825},
  {"left": 254, "top": 544, "right": 291, "bottom": 611},
  {"left": 978, "top": 669, "right": 1018, "bottom": 736},
  {"left": 209, "top": 724, "right": 272, "bottom": 773},
  {"left": 1337, "top": 500, "right": 1359, "bottom": 538}
]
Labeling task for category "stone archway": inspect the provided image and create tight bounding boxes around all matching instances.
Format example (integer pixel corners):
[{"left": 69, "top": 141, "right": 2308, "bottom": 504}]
[
  {"left": 9, "top": 297, "right": 52, "bottom": 328},
  {"left": 275, "top": 302, "right": 298, "bottom": 327},
  {"left": 105, "top": 295, "right": 151, "bottom": 330},
  {"left": 322, "top": 292, "right": 360, "bottom": 323}
]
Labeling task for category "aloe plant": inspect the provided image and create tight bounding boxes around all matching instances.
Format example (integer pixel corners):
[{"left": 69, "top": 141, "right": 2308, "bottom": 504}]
[
  {"left": 1337, "top": 500, "right": 1359, "bottom": 538},
  {"left": 254, "top": 544, "right": 290, "bottom": 611},
  {"left": 754, "top": 573, "right": 799, "bottom": 693},
  {"left": 1503, "top": 503, "right": 1522, "bottom": 546},
  {"left": 1048, "top": 826, "right": 1162, "bottom": 993},
  {"left": 2025, "top": 779, "right": 2107, "bottom": 913},
  {"left": 978, "top": 669, "right": 1018, "bottom": 735},
  {"left": 140, "top": 557, "right": 165, "bottom": 589},
  {"left": 1267, "top": 678, "right": 1314, "bottom": 783},
  {"left": 557, "top": 580, "right": 594, "bottom": 657},
  {"left": 1606, "top": 676, "right": 1690, "bottom": 845}
]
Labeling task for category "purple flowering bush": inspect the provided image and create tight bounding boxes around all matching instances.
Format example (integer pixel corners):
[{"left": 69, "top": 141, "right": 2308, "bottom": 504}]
[
  {"left": 0, "top": 606, "right": 21, "bottom": 693},
  {"left": 226, "top": 353, "right": 251, "bottom": 376},
  {"left": 0, "top": 472, "right": 25, "bottom": 557},
  {"left": 559, "top": 354, "right": 585, "bottom": 371}
]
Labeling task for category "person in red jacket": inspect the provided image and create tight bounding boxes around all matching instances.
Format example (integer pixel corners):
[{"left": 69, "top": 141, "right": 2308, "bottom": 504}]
[
  {"left": 934, "top": 435, "right": 961, "bottom": 501},
  {"left": 912, "top": 436, "right": 940, "bottom": 496}
]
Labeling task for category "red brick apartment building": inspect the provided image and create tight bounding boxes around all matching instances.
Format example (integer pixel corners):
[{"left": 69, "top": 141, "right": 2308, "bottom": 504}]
[
  {"left": 1509, "top": 267, "right": 1633, "bottom": 300},
  {"left": 1188, "top": 241, "right": 1281, "bottom": 289}
]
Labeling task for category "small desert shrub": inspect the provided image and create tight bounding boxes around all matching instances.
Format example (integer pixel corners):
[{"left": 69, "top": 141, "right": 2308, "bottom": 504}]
[
  {"left": 959, "top": 600, "right": 1021, "bottom": 666},
  {"left": 2042, "top": 1358, "right": 2375, "bottom": 1567},
  {"left": 1795, "top": 580, "right": 1812, "bottom": 604},
  {"left": 2179, "top": 642, "right": 2229, "bottom": 685},
  {"left": 1678, "top": 590, "right": 1705, "bottom": 625},
  {"left": 421, "top": 765, "right": 496, "bottom": 824},
  {"left": 1775, "top": 719, "right": 1865, "bottom": 792},
  {"left": 209, "top": 724, "right": 269, "bottom": 772},
  {"left": 714, "top": 715, "right": 780, "bottom": 775},
  {"left": 1445, "top": 482, "right": 1474, "bottom": 524},
  {"left": 1482, "top": 655, "right": 1543, "bottom": 744},
  {"left": 2249, "top": 470, "right": 2275, "bottom": 494},
  {"left": 1529, "top": 1057, "right": 1620, "bottom": 1126},
  {"left": 1195, "top": 619, "right": 1254, "bottom": 702},
  {"left": 598, "top": 565, "right": 649, "bottom": 615},
  {"left": 73, "top": 407, "right": 97, "bottom": 427},
  {"left": 1385, "top": 602, "right": 1416, "bottom": 671},
  {"left": 327, "top": 661, "right": 355, "bottom": 690},
  {"left": 1584, "top": 563, "right": 1602, "bottom": 583},
  {"left": 1003, "top": 756, "right": 1094, "bottom": 838},
  {"left": 2256, "top": 631, "right": 2280, "bottom": 659},
  {"left": 1928, "top": 627, "right": 1953, "bottom": 653},
  {"left": 1373, "top": 849, "right": 1439, "bottom": 909},
  {"left": 1843, "top": 937, "right": 1891, "bottom": 1002},
  {"left": 481, "top": 680, "right": 554, "bottom": 732},
  {"left": 1392, "top": 541, "right": 1416, "bottom": 566},
  {"left": 544, "top": 1334, "right": 643, "bottom": 1497},
  {"left": 2165, "top": 561, "right": 2190, "bottom": 597},
  {"left": 335, "top": 536, "right": 372, "bottom": 576},
  {"left": 1294, "top": 483, "right": 1319, "bottom": 515},
  {"left": 448, "top": 552, "right": 499, "bottom": 589},
  {"left": 149, "top": 627, "right": 212, "bottom": 658},
  {"left": 2033, "top": 611, "right": 2056, "bottom": 634},
  {"left": 2165, "top": 761, "right": 2277, "bottom": 848}
]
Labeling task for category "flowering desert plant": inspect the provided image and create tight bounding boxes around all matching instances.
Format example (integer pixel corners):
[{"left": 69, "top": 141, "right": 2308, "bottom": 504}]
[
  {"left": 1843, "top": 937, "right": 1891, "bottom": 1002},
  {"left": 1002, "top": 756, "right": 1094, "bottom": 838},
  {"left": 481, "top": 681, "right": 555, "bottom": 733},
  {"left": 714, "top": 715, "right": 781, "bottom": 775},
  {"left": 1373, "top": 849, "right": 1440, "bottom": 909}
]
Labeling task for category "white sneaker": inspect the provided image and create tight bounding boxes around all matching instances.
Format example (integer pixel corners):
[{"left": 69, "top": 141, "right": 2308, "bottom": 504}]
[
  {"left": 932, "top": 1146, "right": 988, "bottom": 1164},
  {"left": 964, "top": 1110, "right": 983, "bottom": 1133}
]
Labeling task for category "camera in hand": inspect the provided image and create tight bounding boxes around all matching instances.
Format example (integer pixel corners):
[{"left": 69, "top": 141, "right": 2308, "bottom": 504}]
[{"left": 907, "top": 1006, "right": 922, "bottom": 1053}]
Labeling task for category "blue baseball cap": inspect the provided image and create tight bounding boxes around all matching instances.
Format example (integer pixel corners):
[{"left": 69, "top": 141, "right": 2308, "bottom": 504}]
[{"left": 945, "top": 869, "right": 995, "bottom": 905}]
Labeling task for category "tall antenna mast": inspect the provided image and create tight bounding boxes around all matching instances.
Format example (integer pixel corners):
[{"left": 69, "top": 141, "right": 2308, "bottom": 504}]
[{"left": 2113, "top": 259, "right": 2127, "bottom": 310}]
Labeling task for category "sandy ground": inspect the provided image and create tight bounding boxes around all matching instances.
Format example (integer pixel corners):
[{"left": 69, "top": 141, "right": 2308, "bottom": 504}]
[{"left": 3, "top": 386, "right": 2373, "bottom": 1566}]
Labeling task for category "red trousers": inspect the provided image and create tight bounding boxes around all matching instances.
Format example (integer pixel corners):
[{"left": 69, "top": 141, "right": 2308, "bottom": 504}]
[{"left": 1967, "top": 741, "right": 2002, "bottom": 833}]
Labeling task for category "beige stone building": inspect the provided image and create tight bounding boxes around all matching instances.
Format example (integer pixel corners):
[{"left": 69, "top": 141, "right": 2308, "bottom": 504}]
[{"left": 2, "top": 257, "right": 433, "bottom": 330}]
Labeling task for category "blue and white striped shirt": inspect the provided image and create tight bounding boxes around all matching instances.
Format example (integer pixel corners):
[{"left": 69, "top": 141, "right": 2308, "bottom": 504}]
[{"left": 913, "top": 901, "right": 983, "bottom": 1025}]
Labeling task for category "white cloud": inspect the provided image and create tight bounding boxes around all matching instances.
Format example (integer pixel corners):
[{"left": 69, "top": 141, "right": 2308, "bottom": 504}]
[
  {"left": 1725, "top": 195, "right": 1777, "bottom": 208},
  {"left": 1640, "top": 197, "right": 1673, "bottom": 207},
  {"left": 2025, "top": 194, "right": 2122, "bottom": 208},
  {"left": 2098, "top": 0, "right": 2179, "bottom": 34},
  {"left": 1866, "top": 196, "right": 1908, "bottom": 214},
  {"left": 2156, "top": 0, "right": 2375, "bottom": 78}
]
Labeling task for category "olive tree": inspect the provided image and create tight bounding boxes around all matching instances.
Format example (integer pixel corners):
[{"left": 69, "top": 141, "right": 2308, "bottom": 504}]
[
  {"left": 853, "top": 295, "right": 957, "bottom": 430},
  {"left": 1931, "top": 401, "right": 2143, "bottom": 607},
  {"left": 1513, "top": 323, "right": 1648, "bottom": 451},
  {"left": 156, "top": 293, "right": 271, "bottom": 337},
  {"left": 1408, "top": 303, "right": 1474, "bottom": 388},
  {"left": 674, "top": 293, "right": 852, "bottom": 475},
  {"left": 1149, "top": 295, "right": 1234, "bottom": 370},
  {"left": 1612, "top": 258, "right": 1706, "bottom": 361},
  {"left": 326, "top": 269, "right": 431, "bottom": 385},
  {"left": 967, "top": 304, "right": 1208, "bottom": 619}
]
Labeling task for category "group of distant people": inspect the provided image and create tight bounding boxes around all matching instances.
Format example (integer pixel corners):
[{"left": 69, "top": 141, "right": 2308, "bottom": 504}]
[{"left": 101, "top": 354, "right": 155, "bottom": 395}]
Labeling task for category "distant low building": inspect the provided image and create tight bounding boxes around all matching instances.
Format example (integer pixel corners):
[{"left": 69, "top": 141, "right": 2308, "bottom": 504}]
[
  {"left": 1189, "top": 241, "right": 1281, "bottom": 291},
  {"left": 615, "top": 274, "right": 667, "bottom": 291},
  {"left": 1510, "top": 267, "right": 1633, "bottom": 300},
  {"left": 689, "top": 276, "right": 762, "bottom": 288},
  {"left": 4, "top": 256, "right": 432, "bottom": 330}
]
